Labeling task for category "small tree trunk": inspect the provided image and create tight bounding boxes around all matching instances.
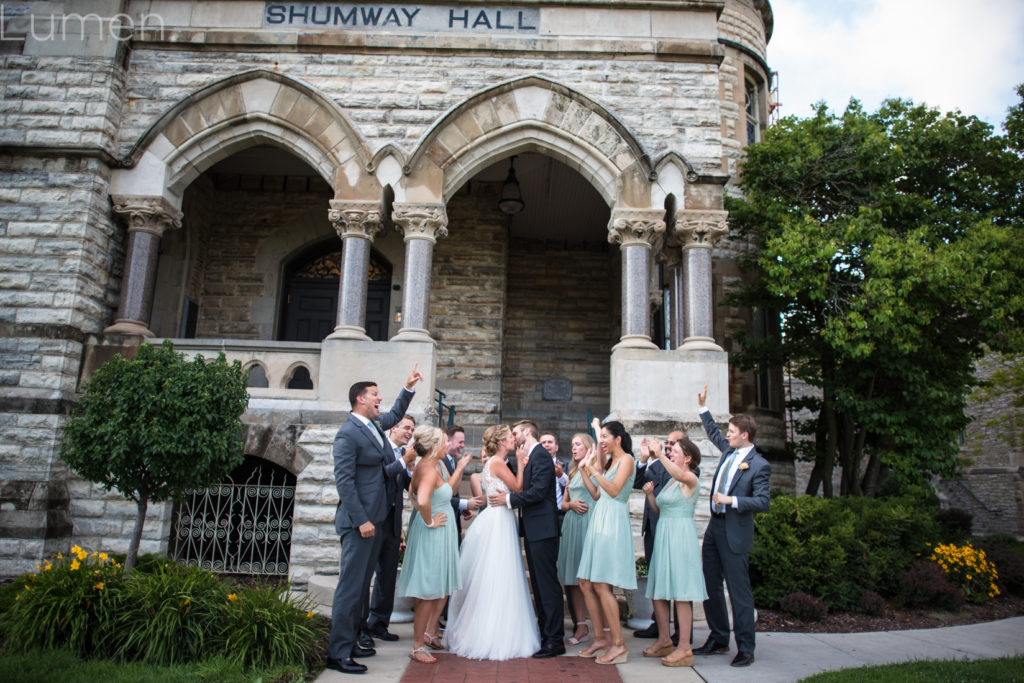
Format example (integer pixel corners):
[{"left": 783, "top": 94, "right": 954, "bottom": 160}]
[
  {"left": 126, "top": 493, "right": 149, "bottom": 572},
  {"left": 861, "top": 453, "right": 882, "bottom": 497}
]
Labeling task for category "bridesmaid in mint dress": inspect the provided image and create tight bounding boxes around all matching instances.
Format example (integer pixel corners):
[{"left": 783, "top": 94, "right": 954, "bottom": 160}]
[
  {"left": 576, "top": 418, "right": 636, "bottom": 666},
  {"left": 640, "top": 436, "right": 707, "bottom": 667},
  {"left": 556, "top": 432, "right": 600, "bottom": 645},
  {"left": 396, "top": 425, "right": 470, "bottom": 664}
]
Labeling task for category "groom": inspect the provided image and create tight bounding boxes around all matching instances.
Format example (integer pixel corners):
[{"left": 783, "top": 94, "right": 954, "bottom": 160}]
[{"left": 488, "top": 419, "right": 565, "bottom": 657}]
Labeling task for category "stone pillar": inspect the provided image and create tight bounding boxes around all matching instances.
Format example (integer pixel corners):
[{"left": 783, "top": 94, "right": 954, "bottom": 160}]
[
  {"left": 674, "top": 209, "right": 728, "bottom": 351},
  {"left": 390, "top": 203, "right": 448, "bottom": 343},
  {"left": 608, "top": 208, "right": 665, "bottom": 350},
  {"left": 105, "top": 196, "right": 183, "bottom": 337},
  {"left": 327, "top": 200, "right": 383, "bottom": 341}
]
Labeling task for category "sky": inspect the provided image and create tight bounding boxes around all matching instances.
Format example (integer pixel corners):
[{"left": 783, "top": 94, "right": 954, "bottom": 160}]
[{"left": 766, "top": 0, "right": 1024, "bottom": 130}]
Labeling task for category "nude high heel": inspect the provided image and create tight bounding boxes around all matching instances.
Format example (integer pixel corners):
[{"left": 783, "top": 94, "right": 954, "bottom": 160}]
[
  {"left": 661, "top": 649, "right": 694, "bottom": 667},
  {"left": 596, "top": 642, "right": 628, "bottom": 665}
]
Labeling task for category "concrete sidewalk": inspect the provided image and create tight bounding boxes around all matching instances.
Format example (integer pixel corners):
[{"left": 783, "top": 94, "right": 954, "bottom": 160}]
[{"left": 313, "top": 616, "right": 1024, "bottom": 682}]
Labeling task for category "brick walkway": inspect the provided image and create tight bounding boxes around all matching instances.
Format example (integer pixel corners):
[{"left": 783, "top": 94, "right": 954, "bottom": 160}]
[{"left": 399, "top": 652, "right": 624, "bottom": 683}]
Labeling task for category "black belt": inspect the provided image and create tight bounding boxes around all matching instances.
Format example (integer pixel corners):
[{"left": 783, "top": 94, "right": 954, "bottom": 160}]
[{"left": 711, "top": 512, "right": 726, "bottom": 519}]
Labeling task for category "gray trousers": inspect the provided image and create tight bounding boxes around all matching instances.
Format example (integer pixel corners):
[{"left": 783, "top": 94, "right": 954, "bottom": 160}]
[
  {"left": 328, "top": 526, "right": 384, "bottom": 660},
  {"left": 701, "top": 515, "right": 756, "bottom": 653}
]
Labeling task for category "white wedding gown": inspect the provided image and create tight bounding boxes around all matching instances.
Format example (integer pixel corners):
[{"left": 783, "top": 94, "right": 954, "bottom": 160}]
[{"left": 444, "top": 460, "right": 541, "bottom": 660}]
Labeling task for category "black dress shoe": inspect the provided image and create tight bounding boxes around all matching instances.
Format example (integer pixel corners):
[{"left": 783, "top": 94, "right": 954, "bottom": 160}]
[
  {"left": 357, "top": 632, "right": 375, "bottom": 649},
  {"left": 368, "top": 624, "right": 399, "bottom": 641},
  {"left": 693, "top": 638, "right": 730, "bottom": 655},
  {"left": 325, "top": 657, "right": 367, "bottom": 674},
  {"left": 351, "top": 644, "right": 376, "bottom": 658},
  {"left": 532, "top": 643, "right": 565, "bottom": 658},
  {"left": 731, "top": 651, "right": 755, "bottom": 667},
  {"left": 632, "top": 622, "right": 658, "bottom": 638}
]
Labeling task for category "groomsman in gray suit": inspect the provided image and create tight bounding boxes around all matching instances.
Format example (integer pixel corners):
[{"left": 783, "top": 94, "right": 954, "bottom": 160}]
[
  {"left": 693, "top": 384, "right": 770, "bottom": 668},
  {"left": 326, "top": 365, "right": 423, "bottom": 675}
]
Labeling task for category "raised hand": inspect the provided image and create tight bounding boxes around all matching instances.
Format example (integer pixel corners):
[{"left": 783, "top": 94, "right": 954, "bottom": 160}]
[
  {"left": 457, "top": 451, "right": 473, "bottom": 470},
  {"left": 698, "top": 383, "right": 708, "bottom": 407},
  {"left": 405, "top": 362, "right": 425, "bottom": 390}
]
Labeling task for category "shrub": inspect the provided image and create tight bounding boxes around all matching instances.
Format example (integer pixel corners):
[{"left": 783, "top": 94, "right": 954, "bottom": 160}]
[
  {"left": 898, "top": 561, "right": 964, "bottom": 610},
  {"left": 0, "top": 548, "right": 326, "bottom": 672},
  {"left": 635, "top": 556, "right": 648, "bottom": 578},
  {"left": 977, "top": 536, "right": 1024, "bottom": 597},
  {"left": 858, "top": 590, "right": 887, "bottom": 616},
  {"left": 750, "top": 494, "right": 943, "bottom": 611},
  {"left": 927, "top": 542, "right": 1000, "bottom": 605},
  {"left": 113, "top": 563, "right": 231, "bottom": 665},
  {"left": 220, "top": 582, "right": 320, "bottom": 670},
  {"left": 2, "top": 547, "right": 126, "bottom": 657},
  {"left": 935, "top": 507, "right": 974, "bottom": 543},
  {"left": 779, "top": 591, "right": 827, "bottom": 621}
]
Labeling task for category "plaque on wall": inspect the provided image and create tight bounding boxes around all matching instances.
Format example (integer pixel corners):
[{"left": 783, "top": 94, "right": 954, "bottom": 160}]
[{"left": 542, "top": 378, "right": 572, "bottom": 401}]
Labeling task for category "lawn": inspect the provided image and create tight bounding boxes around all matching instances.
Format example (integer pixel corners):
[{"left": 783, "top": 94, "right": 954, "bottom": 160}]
[{"left": 800, "top": 654, "right": 1024, "bottom": 682}]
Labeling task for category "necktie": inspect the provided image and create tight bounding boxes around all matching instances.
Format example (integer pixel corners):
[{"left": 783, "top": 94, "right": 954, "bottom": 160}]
[
  {"left": 715, "top": 450, "right": 736, "bottom": 514},
  {"left": 368, "top": 420, "right": 384, "bottom": 448}
]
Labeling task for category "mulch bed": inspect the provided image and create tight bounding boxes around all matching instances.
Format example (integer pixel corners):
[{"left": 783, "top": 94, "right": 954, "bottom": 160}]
[{"left": 757, "top": 594, "right": 1024, "bottom": 633}]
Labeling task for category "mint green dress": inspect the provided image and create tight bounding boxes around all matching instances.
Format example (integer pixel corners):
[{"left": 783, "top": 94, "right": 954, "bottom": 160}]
[
  {"left": 646, "top": 481, "right": 707, "bottom": 601},
  {"left": 557, "top": 469, "right": 597, "bottom": 586},
  {"left": 575, "top": 458, "right": 636, "bottom": 589},
  {"left": 396, "top": 478, "right": 461, "bottom": 600}
]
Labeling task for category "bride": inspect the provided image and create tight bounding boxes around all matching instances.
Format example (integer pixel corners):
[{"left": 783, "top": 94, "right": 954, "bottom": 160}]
[{"left": 444, "top": 424, "right": 541, "bottom": 660}]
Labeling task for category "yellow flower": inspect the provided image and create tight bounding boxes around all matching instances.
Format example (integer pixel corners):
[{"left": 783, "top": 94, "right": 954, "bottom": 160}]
[
  {"left": 99, "top": 553, "right": 108, "bottom": 563},
  {"left": 306, "top": 611, "right": 315, "bottom": 619},
  {"left": 182, "top": 598, "right": 190, "bottom": 606},
  {"left": 94, "top": 582, "right": 104, "bottom": 590},
  {"left": 70, "top": 559, "right": 80, "bottom": 571},
  {"left": 227, "top": 593, "right": 238, "bottom": 602},
  {"left": 14, "top": 594, "right": 19, "bottom": 601},
  {"left": 71, "top": 545, "right": 83, "bottom": 555}
]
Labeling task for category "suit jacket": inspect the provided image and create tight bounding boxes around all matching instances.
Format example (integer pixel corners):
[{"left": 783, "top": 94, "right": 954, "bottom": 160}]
[
  {"left": 634, "top": 458, "right": 672, "bottom": 540},
  {"left": 383, "top": 441, "right": 413, "bottom": 537},
  {"left": 333, "top": 387, "right": 414, "bottom": 533},
  {"left": 701, "top": 410, "right": 771, "bottom": 555},
  {"left": 509, "top": 443, "right": 560, "bottom": 542}
]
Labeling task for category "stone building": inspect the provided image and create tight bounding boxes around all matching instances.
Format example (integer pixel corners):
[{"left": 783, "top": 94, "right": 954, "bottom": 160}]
[{"left": 0, "top": 0, "right": 786, "bottom": 582}]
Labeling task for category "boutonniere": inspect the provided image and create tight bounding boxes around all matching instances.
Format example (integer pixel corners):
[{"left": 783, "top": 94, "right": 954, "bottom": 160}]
[{"left": 739, "top": 462, "right": 749, "bottom": 471}]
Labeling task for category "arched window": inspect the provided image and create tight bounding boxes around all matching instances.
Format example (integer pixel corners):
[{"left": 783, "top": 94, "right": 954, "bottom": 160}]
[
  {"left": 745, "top": 79, "right": 761, "bottom": 145},
  {"left": 245, "top": 363, "right": 269, "bottom": 388},
  {"left": 278, "top": 240, "right": 392, "bottom": 342}
]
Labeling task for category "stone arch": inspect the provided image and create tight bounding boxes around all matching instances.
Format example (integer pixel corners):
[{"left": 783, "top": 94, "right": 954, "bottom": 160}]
[
  {"left": 111, "top": 69, "right": 376, "bottom": 203},
  {"left": 404, "top": 76, "right": 658, "bottom": 208}
]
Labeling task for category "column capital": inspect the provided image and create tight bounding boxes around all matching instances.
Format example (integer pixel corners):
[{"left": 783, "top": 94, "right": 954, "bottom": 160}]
[
  {"left": 607, "top": 209, "right": 665, "bottom": 248},
  {"left": 392, "top": 203, "right": 449, "bottom": 243},
  {"left": 673, "top": 209, "right": 729, "bottom": 248},
  {"left": 328, "top": 200, "right": 384, "bottom": 240},
  {"left": 111, "top": 195, "right": 182, "bottom": 237}
]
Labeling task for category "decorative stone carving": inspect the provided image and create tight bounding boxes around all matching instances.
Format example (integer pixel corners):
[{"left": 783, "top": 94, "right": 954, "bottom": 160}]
[
  {"left": 392, "top": 203, "right": 449, "bottom": 242},
  {"left": 328, "top": 200, "right": 383, "bottom": 240},
  {"left": 111, "top": 195, "right": 183, "bottom": 236},
  {"left": 607, "top": 208, "right": 666, "bottom": 248},
  {"left": 673, "top": 209, "right": 729, "bottom": 248}
]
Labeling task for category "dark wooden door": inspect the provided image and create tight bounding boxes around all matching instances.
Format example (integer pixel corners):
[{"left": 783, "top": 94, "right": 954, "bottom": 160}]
[{"left": 282, "top": 281, "right": 337, "bottom": 342}]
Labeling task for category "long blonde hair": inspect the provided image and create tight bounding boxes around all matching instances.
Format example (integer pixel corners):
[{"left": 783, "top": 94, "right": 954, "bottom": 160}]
[
  {"left": 409, "top": 425, "right": 445, "bottom": 493},
  {"left": 568, "top": 432, "right": 597, "bottom": 480}
]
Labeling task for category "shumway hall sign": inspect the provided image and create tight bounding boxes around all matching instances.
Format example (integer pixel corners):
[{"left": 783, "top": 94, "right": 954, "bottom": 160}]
[{"left": 264, "top": 3, "right": 540, "bottom": 33}]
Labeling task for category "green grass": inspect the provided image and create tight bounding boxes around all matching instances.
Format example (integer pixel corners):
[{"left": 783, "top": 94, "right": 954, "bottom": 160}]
[
  {"left": 799, "top": 654, "right": 1024, "bottom": 682},
  {"left": 0, "top": 648, "right": 311, "bottom": 683}
]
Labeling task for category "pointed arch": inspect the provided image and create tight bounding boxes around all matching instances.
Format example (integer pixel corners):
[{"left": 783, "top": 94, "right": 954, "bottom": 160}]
[
  {"left": 405, "top": 75, "right": 657, "bottom": 207},
  {"left": 113, "top": 69, "right": 376, "bottom": 200}
]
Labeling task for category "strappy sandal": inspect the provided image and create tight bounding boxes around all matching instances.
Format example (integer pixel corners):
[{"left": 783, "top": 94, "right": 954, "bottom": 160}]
[
  {"left": 567, "top": 624, "right": 591, "bottom": 645},
  {"left": 596, "top": 643, "right": 628, "bottom": 665},
  {"left": 424, "top": 632, "right": 445, "bottom": 650},
  {"left": 409, "top": 646, "right": 436, "bottom": 663},
  {"left": 661, "top": 649, "right": 694, "bottom": 667},
  {"left": 578, "top": 643, "right": 608, "bottom": 658}
]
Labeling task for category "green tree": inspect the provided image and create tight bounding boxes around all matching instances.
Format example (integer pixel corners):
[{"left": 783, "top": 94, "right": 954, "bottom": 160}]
[
  {"left": 60, "top": 340, "right": 249, "bottom": 569},
  {"left": 728, "top": 89, "right": 1024, "bottom": 497}
]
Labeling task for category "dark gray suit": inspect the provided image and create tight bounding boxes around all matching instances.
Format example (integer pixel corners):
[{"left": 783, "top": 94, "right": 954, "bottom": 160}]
[
  {"left": 328, "top": 387, "right": 413, "bottom": 661},
  {"left": 700, "top": 410, "right": 771, "bottom": 655}
]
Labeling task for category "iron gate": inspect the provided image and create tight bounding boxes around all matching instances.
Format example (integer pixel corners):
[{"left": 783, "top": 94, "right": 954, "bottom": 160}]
[{"left": 169, "top": 456, "right": 296, "bottom": 575}]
